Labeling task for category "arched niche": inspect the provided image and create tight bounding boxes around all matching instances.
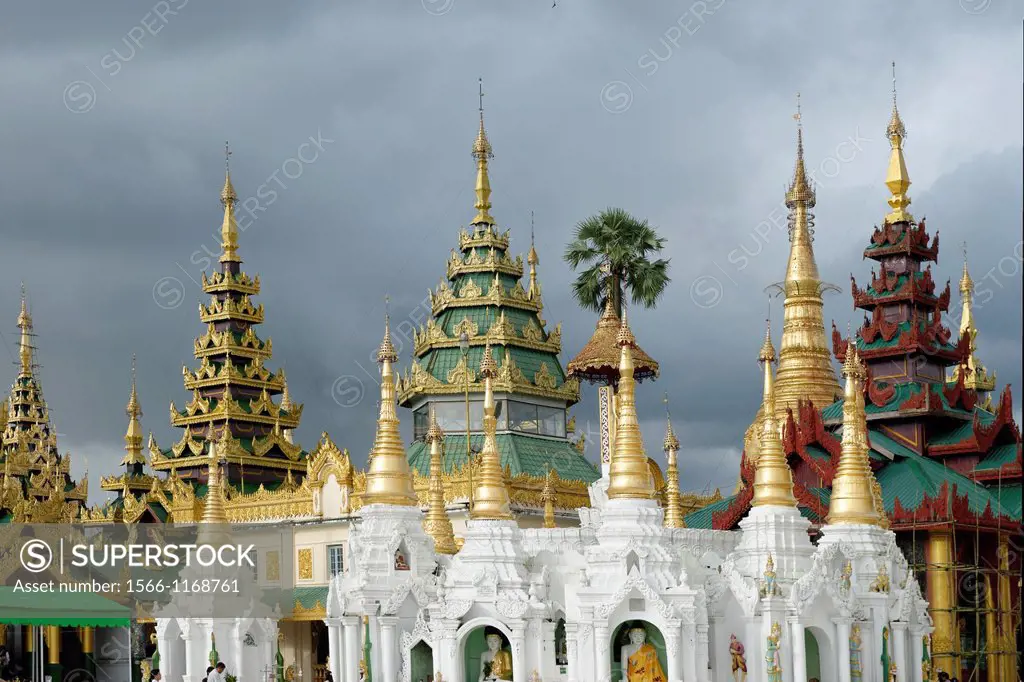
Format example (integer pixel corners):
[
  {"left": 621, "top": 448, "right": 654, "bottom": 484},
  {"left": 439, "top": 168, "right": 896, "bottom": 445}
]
[
  {"left": 456, "top": 619, "right": 514, "bottom": 682},
  {"left": 610, "top": 620, "right": 667, "bottom": 682},
  {"left": 409, "top": 641, "right": 433, "bottom": 682}
]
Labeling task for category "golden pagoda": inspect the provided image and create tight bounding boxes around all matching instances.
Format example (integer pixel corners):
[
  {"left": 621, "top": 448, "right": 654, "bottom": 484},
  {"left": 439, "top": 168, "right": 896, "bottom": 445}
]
[
  {"left": 662, "top": 410, "right": 685, "bottom": 528},
  {"left": 948, "top": 248, "right": 996, "bottom": 408},
  {"left": 469, "top": 344, "right": 513, "bottom": 519},
  {"left": 423, "top": 412, "right": 458, "bottom": 553},
  {"left": 606, "top": 314, "right": 656, "bottom": 500},
  {"left": 751, "top": 325, "right": 797, "bottom": 508}
]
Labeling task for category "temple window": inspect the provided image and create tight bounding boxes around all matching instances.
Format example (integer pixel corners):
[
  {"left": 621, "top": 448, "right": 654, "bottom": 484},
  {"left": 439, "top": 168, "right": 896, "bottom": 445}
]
[{"left": 327, "top": 544, "right": 344, "bottom": 577}]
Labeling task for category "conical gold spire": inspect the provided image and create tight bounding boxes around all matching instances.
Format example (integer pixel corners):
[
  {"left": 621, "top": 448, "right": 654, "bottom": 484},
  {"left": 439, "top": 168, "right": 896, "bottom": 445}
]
[
  {"left": 751, "top": 325, "right": 797, "bottom": 508},
  {"left": 423, "top": 413, "right": 458, "bottom": 554},
  {"left": 17, "top": 284, "right": 34, "bottom": 378},
  {"left": 200, "top": 435, "right": 229, "bottom": 524},
  {"left": 885, "top": 64, "right": 913, "bottom": 224},
  {"left": 527, "top": 211, "right": 540, "bottom": 297},
  {"left": 542, "top": 466, "right": 556, "bottom": 529},
  {"left": 772, "top": 96, "right": 842, "bottom": 425},
  {"left": 949, "top": 245, "right": 996, "bottom": 399},
  {"left": 470, "top": 344, "right": 513, "bottom": 519},
  {"left": 220, "top": 142, "right": 241, "bottom": 264},
  {"left": 122, "top": 356, "right": 145, "bottom": 466},
  {"left": 470, "top": 79, "right": 496, "bottom": 226},
  {"left": 279, "top": 373, "right": 294, "bottom": 444},
  {"left": 607, "top": 313, "right": 656, "bottom": 500},
  {"left": 362, "top": 309, "right": 419, "bottom": 507},
  {"left": 662, "top": 401, "right": 684, "bottom": 528},
  {"left": 826, "top": 341, "right": 884, "bottom": 525}
]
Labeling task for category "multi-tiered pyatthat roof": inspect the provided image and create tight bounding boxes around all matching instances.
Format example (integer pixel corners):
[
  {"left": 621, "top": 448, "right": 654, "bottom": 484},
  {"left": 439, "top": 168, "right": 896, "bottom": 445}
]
[
  {"left": 149, "top": 160, "right": 306, "bottom": 510},
  {"left": 0, "top": 289, "right": 87, "bottom": 522},
  {"left": 398, "top": 97, "right": 598, "bottom": 515}
]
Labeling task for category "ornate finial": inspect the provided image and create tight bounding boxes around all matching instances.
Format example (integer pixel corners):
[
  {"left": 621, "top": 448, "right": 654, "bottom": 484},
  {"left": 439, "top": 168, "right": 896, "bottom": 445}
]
[
  {"left": 424, "top": 409, "right": 458, "bottom": 553},
  {"left": 479, "top": 343, "right": 497, "bottom": 378},
  {"left": 785, "top": 92, "right": 815, "bottom": 209},
  {"left": 827, "top": 336, "right": 883, "bottom": 526},
  {"left": 949, "top": 243, "right": 995, "bottom": 398},
  {"left": 960, "top": 242, "right": 973, "bottom": 294},
  {"left": 200, "top": 439, "right": 229, "bottom": 524},
  {"left": 219, "top": 144, "right": 241, "bottom": 263},
  {"left": 122, "top": 355, "right": 145, "bottom": 466},
  {"left": 751, "top": 323, "right": 797, "bottom": 508},
  {"left": 662, "top": 393, "right": 680, "bottom": 452},
  {"left": 471, "top": 78, "right": 496, "bottom": 226},
  {"left": 663, "top": 393, "right": 684, "bottom": 528},
  {"left": 470, "top": 335, "right": 512, "bottom": 518},
  {"left": 616, "top": 310, "right": 636, "bottom": 347},
  {"left": 363, "top": 300, "right": 418, "bottom": 506},
  {"left": 528, "top": 210, "right": 538, "bottom": 264},
  {"left": 542, "top": 466, "right": 556, "bottom": 529},
  {"left": 17, "top": 284, "right": 34, "bottom": 376},
  {"left": 607, "top": 309, "right": 655, "bottom": 500},
  {"left": 884, "top": 62, "right": 912, "bottom": 224},
  {"left": 759, "top": 318, "right": 777, "bottom": 365}
]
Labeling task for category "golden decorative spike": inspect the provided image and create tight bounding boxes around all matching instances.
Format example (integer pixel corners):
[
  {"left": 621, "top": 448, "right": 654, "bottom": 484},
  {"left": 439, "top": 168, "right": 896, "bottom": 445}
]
[
  {"left": 949, "top": 245, "right": 996, "bottom": 397},
  {"left": 751, "top": 325, "right": 797, "bottom": 508},
  {"left": 423, "top": 412, "right": 458, "bottom": 554},
  {"left": 471, "top": 79, "right": 496, "bottom": 226},
  {"left": 885, "top": 63, "right": 913, "bottom": 224},
  {"left": 122, "top": 356, "right": 146, "bottom": 466},
  {"left": 279, "top": 373, "right": 294, "bottom": 443},
  {"left": 471, "top": 344, "right": 512, "bottom": 518},
  {"left": 362, "top": 309, "right": 419, "bottom": 506},
  {"left": 17, "top": 284, "right": 34, "bottom": 377},
  {"left": 607, "top": 312, "right": 656, "bottom": 500},
  {"left": 773, "top": 98, "right": 842, "bottom": 425},
  {"left": 200, "top": 439, "right": 229, "bottom": 524},
  {"left": 220, "top": 142, "right": 241, "bottom": 264},
  {"left": 662, "top": 401, "right": 684, "bottom": 528},
  {"left": 827, "top": 341, "right": 884, "bottom": 525},
  {"left": 528, "top": 211, "right": 540, "bottom": 297},
  {"left": 542, "top": 467, "right": 556, "bottom": 528}
]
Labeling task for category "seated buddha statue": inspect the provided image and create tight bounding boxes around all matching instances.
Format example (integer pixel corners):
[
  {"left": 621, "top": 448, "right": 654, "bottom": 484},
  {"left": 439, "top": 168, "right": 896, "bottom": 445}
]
[
  {"left": 621, "top": 627, "right": 665, "bottom": 682},
  {"left": 479, "top": 632, "right": 513, "bottom": 681}
]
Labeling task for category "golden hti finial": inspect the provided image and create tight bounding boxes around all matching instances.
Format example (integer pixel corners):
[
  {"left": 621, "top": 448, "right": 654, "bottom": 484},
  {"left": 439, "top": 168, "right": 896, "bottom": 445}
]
[
  {"left": 470, "top": 343, "right": 513, "bottom": 519},
  {"left": 949, "top": 243, "right": 996, "bottom": 398},
  {"left": 751, "top": 323, "right": 797, "bottom": 508},
  {"left": 470, "top": 78, "right": 496, "bottom": 226},
  {"left": 542, "top": 466, "right": 556, "bottom": 529},
  {"left": 606, "top": 309, "right": 656, "bottom": 500},
  {"left": 423, "top": 411, "right": 458, "bottom": 554},
  {"left": 784, "top": 92, "right": 819, "bottom": 282},
  {"left": 662, "top": 393, "right": 685, "bottom": 528},
  {"left": 527, "top": 210, "right": 540, "bottom": 297},
  {"left": 200, "top": 436, "right": 229, "bottom": 524},
  {"left": 17, "top": 283, "right": 34, "bottom": 377},
  {"left": 826, "top": 339, "right": 884, "bottom": 525},
  {"left": 363, "top": 300, "right": 419, "bottom": 506},
  {"left": 121, "top": 355, "right": 145, "bottom": 466},
  {"left": 219, "top": 141, "right": 241, "bottom": 264},
  {"left": 884, "top": 63, "right": 913, "bottom": 224},
  {"left": 279, "top": 372, "right": 294, "bottom": 444}
]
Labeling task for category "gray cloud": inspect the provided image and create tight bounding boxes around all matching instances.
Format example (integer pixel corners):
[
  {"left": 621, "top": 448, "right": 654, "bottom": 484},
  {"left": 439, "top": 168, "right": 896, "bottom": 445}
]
[{"left": 0, "top": 1, "right": 1018, "bottom": 503}]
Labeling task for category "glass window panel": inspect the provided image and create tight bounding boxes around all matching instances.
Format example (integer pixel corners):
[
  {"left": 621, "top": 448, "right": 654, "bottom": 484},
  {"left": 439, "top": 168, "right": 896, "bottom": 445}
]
[
  {"left": 495, "top": 400, "right": 507, "bottom": 430},
  {"left": 328, "top": 545, "right": 344, "bottom": 577},
  {"left": 537, "top": 406, "right": 566, "bottom": 437},
  {"left": 509, "top": 401, "right": 538, "bottom": 433},
  {"left": 413, "top": 406, "right": 429, "bottom": 441}
]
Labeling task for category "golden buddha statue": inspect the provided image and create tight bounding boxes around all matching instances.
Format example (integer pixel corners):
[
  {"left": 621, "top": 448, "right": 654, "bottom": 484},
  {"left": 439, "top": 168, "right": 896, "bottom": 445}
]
[
  {"left": 621, "top": 627, "right": 665, "bottom": 682},
  {"left": 479, "top": 632, "right": 513, "bottom": 681}
]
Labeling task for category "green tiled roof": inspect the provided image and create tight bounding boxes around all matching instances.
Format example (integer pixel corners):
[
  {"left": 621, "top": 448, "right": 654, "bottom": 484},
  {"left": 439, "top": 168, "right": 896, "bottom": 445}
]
[
  {"left": 975, "top": 443, "right": 1019, "bottom": 471},
  {"left": 857, "top": 321, "right": 959, "bottom": 354},
  {"left": 406, "top": 432, "right": 599, "bottom": 483},
  {"left": 804, "top": 444, "right": 832, "bottom": 463},
  {"left": 822, "top": 383, "right": 974, "bottom": 423},
  {"left": 995, "top": 484, "right": 1022, "bottom": 519},
  {"left": 423, "top": 346, "right": 565, "bottom": 386},
  {"left": 293, "top": 586, "right": 329, "bottom": 609},
  {"left": 438, "top": 306, "right": 537, "bottom": 337},
  {"left": 683, "top": 494, "right": 735, "bottom": 529},
  {"left": 452, "top": 271, "right": 520, "bottom": 292}
]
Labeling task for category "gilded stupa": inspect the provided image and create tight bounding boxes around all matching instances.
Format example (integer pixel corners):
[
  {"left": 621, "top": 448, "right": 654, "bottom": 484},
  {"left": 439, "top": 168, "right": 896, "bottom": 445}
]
[{"left": 398, "top": 84, "right": 599, "bottom": 514}]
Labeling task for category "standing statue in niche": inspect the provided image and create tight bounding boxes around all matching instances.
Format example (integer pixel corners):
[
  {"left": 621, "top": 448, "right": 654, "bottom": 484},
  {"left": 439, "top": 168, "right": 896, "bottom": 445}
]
[
  {"left": 479, "top": 631, "right": 513, "bottom": 681},
  {"left": 839, "top": 560, "right": 853, "bottom": 597},
  {"left": 621, "top": 626, "right": 665, "bottom": 682},
  {"left": 728, "top": 634, "right": 747, "bottom": 682},
  {"left": 849, "top": 625, "right": 863, "bottom": 682},
  {"left": 764, "top": 622, "right": 782, "bottom": 682}
]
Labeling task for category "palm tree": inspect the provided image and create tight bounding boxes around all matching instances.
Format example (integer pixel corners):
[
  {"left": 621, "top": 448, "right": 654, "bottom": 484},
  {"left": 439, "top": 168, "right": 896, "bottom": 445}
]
[{"left": 563, "top": 207, "right": 670, "bottom": 317}]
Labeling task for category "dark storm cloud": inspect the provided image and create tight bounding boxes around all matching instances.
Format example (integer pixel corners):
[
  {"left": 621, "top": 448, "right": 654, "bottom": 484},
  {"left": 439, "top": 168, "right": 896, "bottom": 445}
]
[{"left": 0, "top": 1, "right": 1018, "bottom": 502}]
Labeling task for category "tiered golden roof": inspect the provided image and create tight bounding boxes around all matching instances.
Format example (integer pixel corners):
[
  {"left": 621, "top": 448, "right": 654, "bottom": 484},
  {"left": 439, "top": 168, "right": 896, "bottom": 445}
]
[
  {"left": 662, "top": 413, "right": 685, "bottom": 528},
  {"left": 884, "top": 64, "right": 913, "bottom": 225},
  {"left": 606, "top": 315, "right": 656, "bottom": 500},
  {"left": 362, "top": 314, "right": 418, "bottom": 507},
  {"left": 751, "top": 326, "right": 797, "bottom": 508},
  {"left": 423, "top": 414, "right": 458, "bottom": 553},
  {"left": 566, "top": 296, "right": 659, "bottom": 386},
  {"left": 949, "top": 249, "right": 996, "bottom": 403},
  {"left": 826, "top": 341, "right": 884, "bottom": 525},
  {"left": 470, "top": 344, "right": 513, "bottom": 519}
]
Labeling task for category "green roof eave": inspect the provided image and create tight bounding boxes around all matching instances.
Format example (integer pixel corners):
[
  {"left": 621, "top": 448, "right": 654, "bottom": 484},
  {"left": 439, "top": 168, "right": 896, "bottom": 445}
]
[
  {"left": 0, "top": 586, "right": 131, "bottom": 627},
  {"left": 683, "top": 495, "right": 735, "bottom": 529}
]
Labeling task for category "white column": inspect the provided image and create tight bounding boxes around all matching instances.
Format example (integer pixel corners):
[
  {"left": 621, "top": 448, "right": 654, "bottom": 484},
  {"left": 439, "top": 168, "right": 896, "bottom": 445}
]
[
  {"left": 594, "top": 624, "right": 610, "bottom": 682},
  {"left": 679, "top": 623, "right": 696, "bottom": 682},
  {"left": 538, "top": 620, "right": 555, "bottom": 681},
  {"left": 564, "top": 622, "right": 579, "bottom": 682},
  {"left": 745, "top": 617, "right": 762, "bottom": 682},
  {"left": 435, "top": 620, "right": 459, "bottom": 682},
  {"left": 326, "top": 619, "right": 342, "bottom": 682},
  {"left": 696, "top": 624, "right": 710, "bottom": 682},
  {"left": 892, "top": 623, "right": 908, "bottom": 682},
  {"left": 789, "top": 619, "right": 807, "bottom": 682},
  {"left": 342, "top": 616, "right": 361, "bottom": 682},
  {"left": 908, "top": 630, "right": 924, "bottom": 682},
  {"left": 834, "top": 618, "right": 852, "bottom": 682},
  {"left": 181, "top": 621, "right": 210, "bottom": 682},
  {"left": 511, "top": 621, "right": 527, "bottom": 682},
  {"left": 379, "top": 616, "right": 398, "bottom": 682}
]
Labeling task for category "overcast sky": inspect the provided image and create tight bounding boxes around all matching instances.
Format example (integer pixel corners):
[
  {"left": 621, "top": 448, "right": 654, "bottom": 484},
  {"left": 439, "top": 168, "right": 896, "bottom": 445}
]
[{"left": 0, "top": 1, "right": 1020, "bottom": 504}]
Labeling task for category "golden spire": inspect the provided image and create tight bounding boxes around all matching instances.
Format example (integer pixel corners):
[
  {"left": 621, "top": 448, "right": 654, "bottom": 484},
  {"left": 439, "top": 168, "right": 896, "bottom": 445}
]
[
  {"left": 527, "top": 211, "right": 540, "bottom": 297},
  {"left": 751, "top": 324, "right": 797, "bottom": 508},
  {"left": 950, "top": 244, "right": 996, "bottom": 397},
  {"left": 885, "top": 63, "right": 913, "bottom": 224},
  {"left": 362, "top": 304, "right": 419, "bottom": 506},
  {"left": 279, "top": 373, "right": 294, "bottom": 444},
  {"left": 470, "top": 343, "right": 513, "bottom": 519},
  {"left": 827, "top": 340, "right": 884, "bottom": 525},
  {"left": 470, "top": 78, "right": 496, "bottom": 226},
  {"left": 17, "top": 284, "right": 34, "bottom": 377},
  {"left": 423, "top": 412, "right": 458, "bottom": 554},
  {"left": 542, "top": 466, "right": 556, "bottom": 528},
  {"left": 662, "top": 395, "right": 685, "bottom": 528},
  {"left": 772, "top": 96, "right": 842, "bottom": 424},
  {"left": 220, "top": 142, "right": 241, "bottom": 264},
  {"left": 121, "top": 356, "right": 145, "bottom": 466},
  {"left": 200, "top": 435, "right": 229, "bottom": 524},
  {"left": 606, "top": 311, "right": 656, "bottom": 500}
]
